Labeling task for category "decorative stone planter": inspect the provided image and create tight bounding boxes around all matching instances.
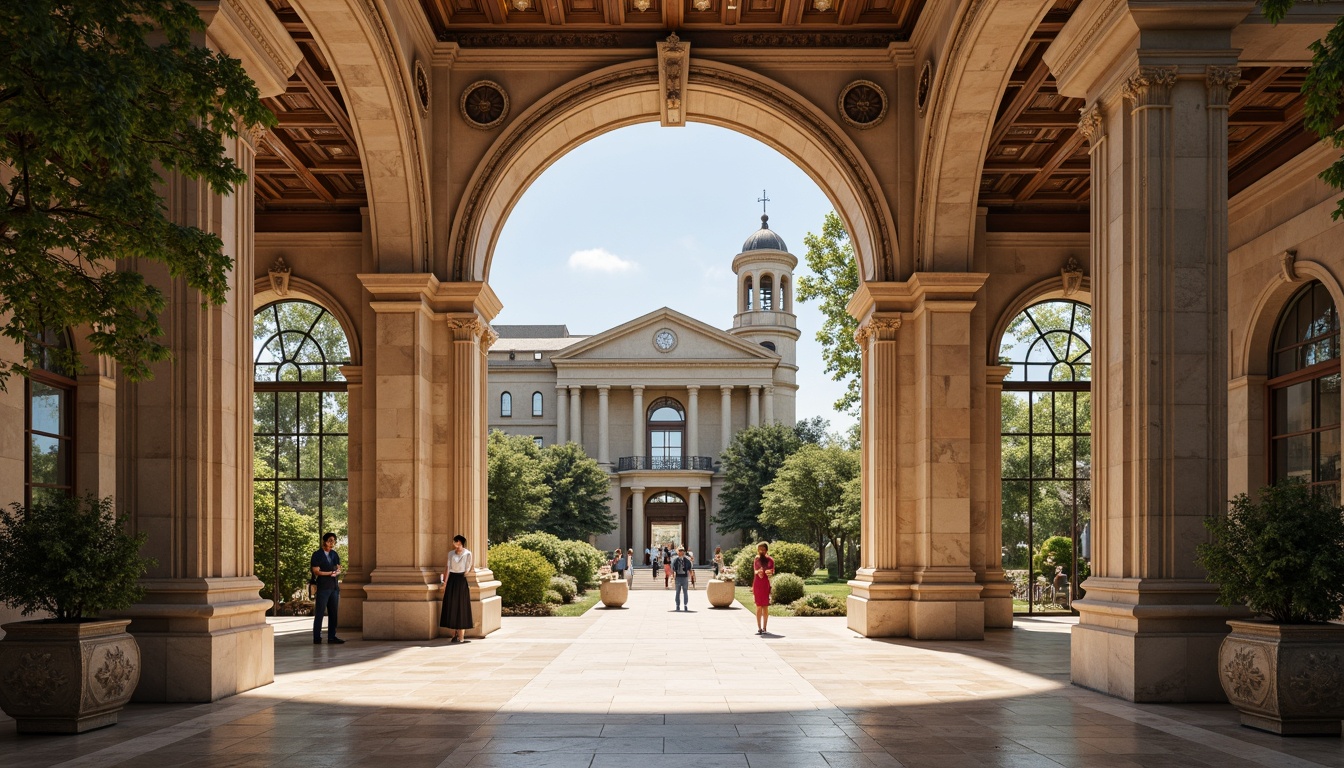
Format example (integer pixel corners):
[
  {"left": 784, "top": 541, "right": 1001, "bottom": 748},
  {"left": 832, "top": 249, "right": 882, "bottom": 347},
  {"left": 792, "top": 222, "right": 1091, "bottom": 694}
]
[
  {"left": 1219, "top": 619, "right": 1344, "bottom": 735},
  {"left": 0, "top": 619, "right": 140, "bottom": 733},
  {"left": 599, "top": 578, "right": 628, "bottom": 608},
  {"left": 706, "top": 579, "right": 736, "bottom": 608}
]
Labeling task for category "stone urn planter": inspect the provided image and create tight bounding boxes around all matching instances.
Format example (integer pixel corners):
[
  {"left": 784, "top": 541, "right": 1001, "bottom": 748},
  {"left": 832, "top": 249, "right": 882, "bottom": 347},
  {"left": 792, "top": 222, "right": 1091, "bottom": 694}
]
[
  {"left": 0, "top": 619, "right": 140, "bottom": 733},
  {"left": 1219, "top": 620, "right": 1344, "bottom": 735},
  {"left": 706, "top": 579, "right": 736, "bottom": 608},
  {"left": 599, "top": 578, "right": 628, "bottom": 608}
]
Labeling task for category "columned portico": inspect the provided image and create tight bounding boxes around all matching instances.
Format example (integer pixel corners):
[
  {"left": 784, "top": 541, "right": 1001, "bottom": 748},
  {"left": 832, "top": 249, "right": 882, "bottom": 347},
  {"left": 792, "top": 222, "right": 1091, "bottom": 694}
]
[{"left": 1044, "top": 0, "right": 1250, "bottom": 701}]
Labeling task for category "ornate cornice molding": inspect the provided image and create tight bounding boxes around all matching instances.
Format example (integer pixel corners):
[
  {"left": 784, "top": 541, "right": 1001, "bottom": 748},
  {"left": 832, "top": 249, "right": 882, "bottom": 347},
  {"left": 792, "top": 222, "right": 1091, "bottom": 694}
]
[
  {"left": 205, "top": 0, "right": 304, "bottom": 99},
  {"left": 437, "top": 30, "right": 906, "bottom": 48}
]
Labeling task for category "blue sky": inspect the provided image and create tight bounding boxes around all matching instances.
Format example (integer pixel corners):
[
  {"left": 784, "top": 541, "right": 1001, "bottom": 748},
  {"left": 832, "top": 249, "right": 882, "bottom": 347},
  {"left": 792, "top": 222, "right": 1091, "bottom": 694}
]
[{"left": 489, "top": 122, "right": 857, "bottom": 434}]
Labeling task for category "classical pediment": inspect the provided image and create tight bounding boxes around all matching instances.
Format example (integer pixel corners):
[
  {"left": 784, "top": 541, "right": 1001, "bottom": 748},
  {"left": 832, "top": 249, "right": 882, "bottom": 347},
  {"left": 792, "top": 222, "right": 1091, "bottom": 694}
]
[{"left": 551, "top": 307, "right": 777, "bottom": 363}]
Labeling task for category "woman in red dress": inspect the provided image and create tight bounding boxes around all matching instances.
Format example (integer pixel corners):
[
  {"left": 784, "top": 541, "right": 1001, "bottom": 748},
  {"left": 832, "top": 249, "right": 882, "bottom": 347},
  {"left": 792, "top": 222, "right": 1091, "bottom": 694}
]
[{"left": 752, "top": 542, "right": 775, "bottom": 635}]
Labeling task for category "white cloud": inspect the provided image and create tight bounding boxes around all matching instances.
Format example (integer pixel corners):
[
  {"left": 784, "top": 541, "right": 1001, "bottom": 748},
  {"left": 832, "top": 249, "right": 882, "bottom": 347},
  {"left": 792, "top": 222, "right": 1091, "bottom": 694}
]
[{"left": 568, "top": 248, "right": 637, "bottom": 273}]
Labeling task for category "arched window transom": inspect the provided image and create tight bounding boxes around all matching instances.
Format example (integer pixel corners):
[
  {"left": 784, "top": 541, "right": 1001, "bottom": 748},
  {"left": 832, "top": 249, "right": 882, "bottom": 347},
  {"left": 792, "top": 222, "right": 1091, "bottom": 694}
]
[{"left": 1270, "top": 281, "right": 1341, "bottom": 495}]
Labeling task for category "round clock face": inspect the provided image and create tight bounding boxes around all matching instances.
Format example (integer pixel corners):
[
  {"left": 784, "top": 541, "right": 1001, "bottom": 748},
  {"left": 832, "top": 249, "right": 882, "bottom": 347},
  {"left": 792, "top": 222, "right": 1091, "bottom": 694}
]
[{"left": 653, "top": 329, "right": 677, "bottom": 352}]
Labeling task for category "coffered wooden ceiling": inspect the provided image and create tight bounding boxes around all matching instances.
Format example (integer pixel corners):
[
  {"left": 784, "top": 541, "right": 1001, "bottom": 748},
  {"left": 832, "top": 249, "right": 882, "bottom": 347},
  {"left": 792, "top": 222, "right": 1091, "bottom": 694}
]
[
  {"left": 980, "top": 0, "right": 1317, "bottom": 232},
  {"left": 255, "top": 0, "right": 366, "bottom": 232},
  {"left": 421, "top": 0, "right": 926, "bottom": 44}
]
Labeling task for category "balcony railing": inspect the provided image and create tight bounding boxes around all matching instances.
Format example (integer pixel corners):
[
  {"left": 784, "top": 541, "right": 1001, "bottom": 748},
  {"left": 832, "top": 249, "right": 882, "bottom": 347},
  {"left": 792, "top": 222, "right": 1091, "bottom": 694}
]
[{"left": 616, "top": 456, "right": 715, "bottom": 472}]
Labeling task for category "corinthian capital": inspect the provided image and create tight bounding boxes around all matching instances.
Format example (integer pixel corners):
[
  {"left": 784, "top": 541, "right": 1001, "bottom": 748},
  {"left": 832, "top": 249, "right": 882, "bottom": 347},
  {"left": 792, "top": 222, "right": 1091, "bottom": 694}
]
[
  {"left": 1206, "top": 66, "right": 1242, "bottom": 107},
  {"left": 854, "top": 314, "right": 902, "bottom": 345},
  {"left": 1077, "top": 105, "right": 1103, "bottom": 144},
  {"left": 1122, "top": 66, "right": 1177, "bottom": 107}
]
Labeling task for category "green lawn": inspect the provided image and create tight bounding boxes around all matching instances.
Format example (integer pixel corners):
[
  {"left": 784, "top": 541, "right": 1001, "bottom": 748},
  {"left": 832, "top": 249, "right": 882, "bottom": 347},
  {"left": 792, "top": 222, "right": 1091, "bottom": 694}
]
[
  {"left": 552, "top": 588, "right": 603, "bottom": 616},
  {"left": 733, "top": 574, "right": 851, "bottom": 616}
]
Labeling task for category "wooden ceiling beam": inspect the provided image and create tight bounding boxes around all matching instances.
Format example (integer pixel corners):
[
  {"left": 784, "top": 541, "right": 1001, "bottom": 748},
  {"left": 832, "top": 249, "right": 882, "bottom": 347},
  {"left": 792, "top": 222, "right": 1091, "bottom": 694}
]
[
  {"left": 294, "top": 59, "right": 355, "bottom": 142},
  {"left": 482, "top": 0, "right": 508, "bottom": 25},
  {"left": 604, "top": 0, "right": 625, "bottom": 23},
  {"left": 1230, "top": 67, "right": 1288, "bottom": 114},
  {"left": 987, "top": 51, "right": 1052, "bottom": 150},
  {"left": 541, "top": 0, "right": 565, "bottom": 25},
  {"left": 664, "top": 0, "right": 683, "bottom": 30},
  {"left": 261, "top": 133, "right": 337, "bottom": 204},
  {"left": 1230, "top": 97, "right": 1308, "bottom": 170},
  {"left": 1014, "top": 129, "right": 1085, "bottom": 201},
  {"left": 274, "top": 111, "right": 339, "bottom": 128},
  {"left": 838, "top": 0, "right": 863, "bottom": 25},
  {"left": 782, "top": 0, "right": 805, "bottom": 25}
]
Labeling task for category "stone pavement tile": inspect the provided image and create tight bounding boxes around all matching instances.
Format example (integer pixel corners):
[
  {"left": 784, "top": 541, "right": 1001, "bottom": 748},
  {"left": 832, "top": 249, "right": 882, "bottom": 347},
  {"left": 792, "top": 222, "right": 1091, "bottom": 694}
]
[
  {"left": 675, "top": 737, "right": 862, "bottom": 754},
  {"left": 599, "top": 724, "right": 739, "bottom": 737},
  {"left": 744, "top": 752, "right": 832, "bottom": 768},
  {"left": 819, "top": 752, "right": 905, "bottom": 768},
  {"left": 470, "top": 724, "right": 605, "bottom": 738},
  {"left": 477, "top": 737, "right": 664, "bottom": 753},
  {"left": 591, "top": 755, "right": 747, "bottom": 768},
  {"left": 463, "top": 753, "right": 598, "bottom": 768}
]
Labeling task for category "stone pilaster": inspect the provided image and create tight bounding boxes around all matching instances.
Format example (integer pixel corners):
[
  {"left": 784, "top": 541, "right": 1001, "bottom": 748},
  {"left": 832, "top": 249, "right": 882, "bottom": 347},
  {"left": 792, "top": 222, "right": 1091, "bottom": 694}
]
[
  {"left": 357, "top": 275, "right": 501, "bottom": 641},
  {"left": 632, "top": 385, "right": 644, "bottom": 459},
  {"left": 764, "top": 386, "right": 775, "bottom": 425},
  {"left": 1044, "top": 1, "right": 1252, "bottom": 701},
  {"left": 631, "top": 487, "right": 646, "bottom": 563},
  {"left": 720, "top": 386, "right": 733, "bottom": 453},
  {"left": 748, "top": 386, "right": 760, "bottom": 428},
  {"left": 569, "top": 385, "right": 582, "bottom": 447},
  {"left": 556, "top": 385, "right": 568, "bottom": 444},
  {"left": 687, "top": 385, "right": 699, "bottom": 459},
  {"left": 338, "top": 364, "right": 367, "bottom": 629},
  {"left": 846, "top": 275, "right": 988, "bottom": 640},
  {"left": 980, "top": 365, "right": 1014, "bottom": 628},
  {"left": 687, "top": 487, "right": 701, "bottom": 561}
]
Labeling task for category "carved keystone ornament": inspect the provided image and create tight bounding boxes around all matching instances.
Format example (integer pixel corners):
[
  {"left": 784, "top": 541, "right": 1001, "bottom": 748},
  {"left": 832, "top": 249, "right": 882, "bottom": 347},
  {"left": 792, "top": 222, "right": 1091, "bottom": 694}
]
[
  {"left": 268, "top": 256, "right": 291, "bottom": 296},
  {"left": 658, "top": 34, "right": 690, "bottom": 127}
]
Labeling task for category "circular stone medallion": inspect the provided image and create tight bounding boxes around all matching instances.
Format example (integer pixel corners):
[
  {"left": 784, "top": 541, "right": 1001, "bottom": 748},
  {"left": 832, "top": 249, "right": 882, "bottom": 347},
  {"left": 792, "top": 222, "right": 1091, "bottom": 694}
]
[
  {"left": 460, "top": 80, "right": 509, "bottom": 130},
  {"left": 916, "top": 61, "right": 932, "bottom": 114},
  {"left": 653, "top": 328, "right": 678, "bottom": 352},
  {"left": 839, "top": 79, "right": 888, "bottom": 130},
  {"left": 414, "top": 61, "right": 430, "bottom": 115}
]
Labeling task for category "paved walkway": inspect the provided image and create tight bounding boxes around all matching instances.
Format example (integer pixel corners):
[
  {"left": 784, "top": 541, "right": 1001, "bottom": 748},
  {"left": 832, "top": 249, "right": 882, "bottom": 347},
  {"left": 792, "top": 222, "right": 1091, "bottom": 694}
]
[{"left": 3, "top": 589, "right": 1342, "bottom": 768}]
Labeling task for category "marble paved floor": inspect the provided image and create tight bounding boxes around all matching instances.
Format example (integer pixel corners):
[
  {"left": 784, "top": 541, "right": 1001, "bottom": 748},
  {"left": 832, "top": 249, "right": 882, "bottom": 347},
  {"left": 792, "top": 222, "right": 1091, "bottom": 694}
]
[{"left": 3, "top": 590, "right": 1342, "bottom": 768}]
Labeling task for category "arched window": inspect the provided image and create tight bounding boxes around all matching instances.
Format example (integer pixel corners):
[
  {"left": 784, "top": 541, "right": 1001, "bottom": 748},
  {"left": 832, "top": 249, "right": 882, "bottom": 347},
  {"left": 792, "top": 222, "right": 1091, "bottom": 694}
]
[
  {"left": 532, "top": 391, "right": 543, "bottom": 417},
  {"left": 760, "top": 274, "right": 774, "bottom": 310},
  {"left": 780, "top": 276, "right": 790, "bottom": 312},
  {"left": 744, "top": 276, "right": 754, "bottom": 311},
  {"left": 999, "top": 300, "right": 1091, "bottom": 615},
  {"left": 1270, "top": 281, "right": 1340, "bottom": 496},
  {"left": 253, "top": 300, "right": 351, "bottom": 614},
  {"left": 647, "top": 397, "right": 685, "bottom": 469},
  {"left": 26, "top": 327, "right": 76, "bottom": 506},
  {"left": 648, "top": 492, "right": 684, "bottom": 504},
  {"left": 501, "top": 391, "right": 512, "bottom": 417},
  {"left": 760, "top": 341, "right": 777, "bottom": 352}
]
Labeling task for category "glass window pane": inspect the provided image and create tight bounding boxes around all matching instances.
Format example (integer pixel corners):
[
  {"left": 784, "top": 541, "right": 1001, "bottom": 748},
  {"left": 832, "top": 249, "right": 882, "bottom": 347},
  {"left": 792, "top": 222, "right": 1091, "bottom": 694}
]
[
  {"left": 1275, "top": 434, "right": 1313, "bottom": 482},
  {"left": 1031, "top": 436, "right": 1053, "bottom": 478},
  {"left": 323, "top": 481, "right": 349, "bottom": 535},
  {"left": 29, "top": 435, "right": 67, "bottom": 486},
  {"left": 275, "top": 436, "right": 298, "bottom": 478},
  {"left": 323, "top": 436, "right": 348, "bottom": 477},
  {"left": 282, "top": 480, "right": 321, "bottom": 517},
  {"left": 1319, "top": 374, "right": 1341, "bottom": 428},
  {"left": 1054, "top": 437, "right": 1075, "bottom": 478},
  {"left": 1053, "top": 392, "right": 1075, "bottom": 433},
  {"left": 30, "top": 382, "right": 66, "bottom": 436},
  {"left": 1283, "top": 381, "right": 1312, "bottom": 434},
  {"left": 1001, "top": 480, "right": 1031, "bottom": 571},
  {"left": 1076, "top": 437, "right": 1092, "bottom": 479},
  {"left": 253, "top": 392, "right": 275, "bottom": 433},
  {"left": 1002, "top": 435, "right": 1028, "bottom": 479},
  {"left": 1002, "top": 393, "right": 1028, "bottom": 433},
  {"left": 254, "top": 436, "right": 276, "bottom": 476},
  {"left": 298, "top": 435, "right": 322, "bottom": 479},
  {"left": 325, "top": 392, "right": 349, "bottom": 432},
  {"left": 276, "top": 392, "right": 298, "bottom": 434},
  {"left": 1319, "top": 428, "right": 1341, "bottom": 483}
]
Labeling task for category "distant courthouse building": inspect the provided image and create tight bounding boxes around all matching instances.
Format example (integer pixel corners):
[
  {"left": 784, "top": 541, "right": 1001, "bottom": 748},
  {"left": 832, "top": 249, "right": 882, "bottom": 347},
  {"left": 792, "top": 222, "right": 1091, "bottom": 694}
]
[{"left": 488, "top": 215, "right": 800, "bottom": 563}]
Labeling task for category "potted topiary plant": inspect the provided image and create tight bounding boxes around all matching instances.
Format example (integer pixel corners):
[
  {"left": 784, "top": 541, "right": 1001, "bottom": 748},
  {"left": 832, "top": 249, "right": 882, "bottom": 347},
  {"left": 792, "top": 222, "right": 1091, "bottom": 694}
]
[
  {"left": 1197, "top": 480, "right": 1344, "bottom": 735},
  {"left": 0, "top": 495, "right": 154, "bottom": 733}
]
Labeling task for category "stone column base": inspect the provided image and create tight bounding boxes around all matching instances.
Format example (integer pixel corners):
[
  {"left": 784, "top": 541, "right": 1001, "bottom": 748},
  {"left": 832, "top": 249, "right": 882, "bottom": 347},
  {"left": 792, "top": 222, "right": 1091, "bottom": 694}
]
[
  {"left": 1071, "top": 577, "right": 1245, "bottom": 702},
  {"left": 364, "top": 568, "right": 501, "bottom": 640},
  {"left": 979, "top": 570, "right": 1015, "bottom": 629},
  {"left": 846, "top": 572, "right": 910, "bottom": 637},
  {"left": 116, "top": 577, "right": 274, "bottom": 702},
  {"left": 910, "top": 582, "right": 985, "bottom": 640},
  {"left": 338, "top": 573, "right": 368, "bottom": 629}
]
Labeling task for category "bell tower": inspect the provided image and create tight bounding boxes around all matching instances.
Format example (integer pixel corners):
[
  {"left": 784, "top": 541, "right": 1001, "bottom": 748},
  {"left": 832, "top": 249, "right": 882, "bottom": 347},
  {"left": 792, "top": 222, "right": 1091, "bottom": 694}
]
[{"left": 728, "top": 200, "right": 800, "bottom": 425}]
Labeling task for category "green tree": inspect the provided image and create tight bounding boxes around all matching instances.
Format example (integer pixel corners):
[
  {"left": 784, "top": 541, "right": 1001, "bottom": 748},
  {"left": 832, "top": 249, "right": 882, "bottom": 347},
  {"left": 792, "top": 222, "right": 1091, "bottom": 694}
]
[
  {"left": 1262, "top": 0, "right": 1344, "bottom": 220},
  {"left": 760, "top": 444, "right": 861, "bottom": 578},
  {"left": 487, "top": 430, "right": 549, "bottom": 542},
  {"left": 539, "top": 442, "right": 614, "bottom": 540},
  {"left": 0, "top": 1, "right": 274, "bottom": 384},
  {"left": 714, "top": 423, "right": 804, "bottom": 539},
  {"left": 252, "top": 489, "right": 318, "bottom": 608},
  {"left": 796, "top": 212, "right": 860, "bottom": 414}
]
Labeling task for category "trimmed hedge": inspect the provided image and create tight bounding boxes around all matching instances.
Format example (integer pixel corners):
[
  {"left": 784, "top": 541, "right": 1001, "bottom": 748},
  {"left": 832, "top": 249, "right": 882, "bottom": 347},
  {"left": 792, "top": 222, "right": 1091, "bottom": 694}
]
[
  {"left": 770, "top": 573, "right": 806, "bottom": 604},
  {"left": 791, "top": 592, "right": 846, "bottom": 616},
  {"left": 550, "top": 576, "right": 577, "bottom": 604},
  {"left": 512, "top": 533, "right": 605, "bottom": 587},
  {"left": 489, "top": 542, "right": 555, "bottom": 606},
  {"left": 502, "top": 603, "right": 554, "bottom": 617}
]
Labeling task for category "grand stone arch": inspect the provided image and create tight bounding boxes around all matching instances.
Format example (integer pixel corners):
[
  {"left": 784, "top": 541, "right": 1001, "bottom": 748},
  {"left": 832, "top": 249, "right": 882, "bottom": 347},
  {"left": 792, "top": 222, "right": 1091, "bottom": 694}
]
[
  {"left": 286, "top": 0, "right": 430, "bottom": 273},
  {"left": 447, "top": 59, "right": 898, "bottom": 284},
  {"left": 916, "top": 0, "right": 1055, "bottom": 272}
]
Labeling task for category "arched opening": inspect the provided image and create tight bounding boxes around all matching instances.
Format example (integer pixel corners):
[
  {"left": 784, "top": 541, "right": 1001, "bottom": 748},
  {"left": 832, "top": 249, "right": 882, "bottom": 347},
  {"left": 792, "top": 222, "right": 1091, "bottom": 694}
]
[
  {"left": 759, "top": 274, "right": 774, "bottom": 310},
  {"left": 500, "top": 391, "right": 512, "bottom": 417},
  {"left": 998, "top": 300, "right": 1092, "bottom": 615},
  {"left": 647, "top": 491, "right": 688, "bottom": 552},
  {"left": 647, "top": 398, "right": 686, "bottom": 470},
  {"left": 780, "top": 276, "right": 790, "bottom": 312},
  {"left": 25, "top": 327, "right": 76, "bottom": 507},
  {"left": 252, "top": 299, "right": 352, "bottom": 615},
  {"left": 744, "top": 275, "right": 754, "bottom": 311},
  {"left": 532, "top": 391, "right": 543, "bottom": 417},
  {"left": 1269, "top": 281, "right": 1341, "bottom": 497}
]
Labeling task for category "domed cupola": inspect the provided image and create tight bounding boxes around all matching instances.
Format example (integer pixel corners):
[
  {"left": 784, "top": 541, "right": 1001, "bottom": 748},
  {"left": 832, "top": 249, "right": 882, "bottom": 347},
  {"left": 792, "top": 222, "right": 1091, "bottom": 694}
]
[{"left": 741, "top": 214, "right": 789, "bottom": 253}]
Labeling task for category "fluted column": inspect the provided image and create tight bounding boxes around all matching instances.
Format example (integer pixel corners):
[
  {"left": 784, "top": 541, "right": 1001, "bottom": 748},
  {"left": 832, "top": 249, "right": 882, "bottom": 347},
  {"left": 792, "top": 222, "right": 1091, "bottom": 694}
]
[
  {"left": 569, "top": 385, "right": 582, "bottom": 447},
  {"left": 763, "top": 385, "right": 775, "bottom": 425},
  {"left": 631, "top": 487, "right": 646, "bottom": 567},
  {"left": 687, "top": 487, "right": 702, "bottom": 563},
  {"left": 980, "top": 365, "right": 1013, "bottom": 628},
  {"left": 686, "top": 385, "right": 699, "bottom": 461},
  {"left": 632, "top": 385, "right": 645, "bottom": 460},
  {"left": 1044, "top": 2, "right": 1249, "bottom": 701},
  {"left": 597, "top": 385, "right": 611, "bottom": 466},
  {"left": 720, "top": 385, "right": 733, "bottom": 453},
  {"left": 748, "top": 385, "right": 760, "bottom": 428},
  {"left": 555, "top": 385, "right": 568, "bottom": 444}
]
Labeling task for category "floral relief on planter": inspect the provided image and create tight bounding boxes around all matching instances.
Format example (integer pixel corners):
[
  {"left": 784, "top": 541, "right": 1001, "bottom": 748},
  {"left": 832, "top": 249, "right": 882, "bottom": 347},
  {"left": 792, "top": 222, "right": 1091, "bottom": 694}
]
[
  {"left": 1282, "top": 651, "right": 1344, "bottom": 711},
  {"left": 1222, "top": 646, "right": 1271, "bottom": 707},
  {"left": 89, "top": 644, "right": 138, "bottom": 705},
  {"left": 5, "top": 651, "right": 71, "bottom": 708}
]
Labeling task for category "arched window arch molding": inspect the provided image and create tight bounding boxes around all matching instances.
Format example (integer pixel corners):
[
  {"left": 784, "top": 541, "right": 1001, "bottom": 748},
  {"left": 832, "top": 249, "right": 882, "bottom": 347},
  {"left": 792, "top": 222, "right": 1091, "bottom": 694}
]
[
  {"left": 1232, "top": 259, "right": 1344, "bottom": 496},
  {"left": 1238, "top": 258, "right": 1344, "bottom": 378},
  {"left": 988, "top": 276, "right": 1092, "bottom": 366},
  {"left": 253, "top": 275, "right": 362, "bottom": 366}
]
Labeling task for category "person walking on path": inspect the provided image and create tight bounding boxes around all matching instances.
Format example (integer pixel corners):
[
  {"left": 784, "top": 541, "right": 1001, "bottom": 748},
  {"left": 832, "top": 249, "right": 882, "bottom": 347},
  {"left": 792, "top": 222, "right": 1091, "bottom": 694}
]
[
  {"left": 651, "top": 548, "right": 660, "bottom": 580},
  {"left": 752, "top": 542, "right": 775, "bottom": 635},
  {"left": 713, "top": 546, "right": 724, "bottom": 578},
  {"left": 671, "top": 546, "right": 694, "bottom": 611},
  {"left": 663, "top": 546, "right": 673, "bottom": 589},
  {"left": 612, "top": 549, "right": 626, "bottom": 581},
  {"left": 626, "top": 549, "right": 635, "bottom": 585},
  {"left": 311, "top": 532, "right": 345, "bottom": 645},
  {"left": 439, "top": 534, "right": 474, "bottom": 643}
]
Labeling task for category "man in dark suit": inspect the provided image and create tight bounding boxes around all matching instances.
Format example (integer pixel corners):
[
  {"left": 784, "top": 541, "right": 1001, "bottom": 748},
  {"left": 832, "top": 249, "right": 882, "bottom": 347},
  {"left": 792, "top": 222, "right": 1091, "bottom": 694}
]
[{"left": 311, "top": 532, "right": 345, "bottom": 644}]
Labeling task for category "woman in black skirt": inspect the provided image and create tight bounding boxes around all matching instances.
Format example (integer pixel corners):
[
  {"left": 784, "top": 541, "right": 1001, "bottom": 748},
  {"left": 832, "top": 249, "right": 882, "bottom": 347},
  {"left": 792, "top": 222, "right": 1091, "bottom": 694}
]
[{"left": 439, "top": 534, "right": 474, "bottom": 643}]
